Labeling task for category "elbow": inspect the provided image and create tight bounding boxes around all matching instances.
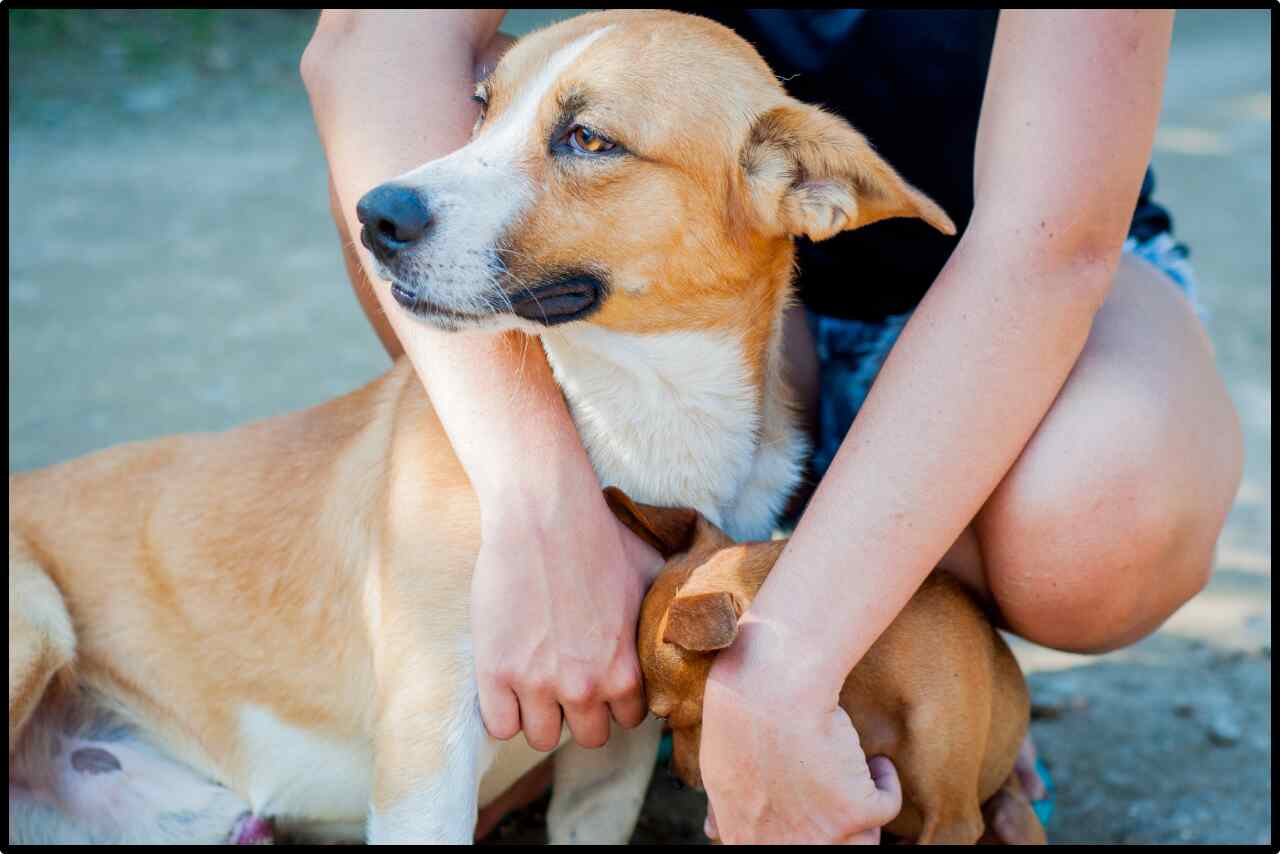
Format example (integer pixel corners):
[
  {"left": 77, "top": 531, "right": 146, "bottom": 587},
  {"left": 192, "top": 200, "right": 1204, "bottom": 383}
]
[
  {"left": 299, "top": 11, "right": 354, "bottom": 97},
  {"left": 298, "top": 34, "right": 324, "bottom": 94},
  {"left": 1046, "top": 211, "right": 1129, "bottom": 270},
  {"left": 968, "top": 208, "right": 1129, "bottom": 315},
  {"left": 1049, "top": 227, "right": 1126, "bottom": 313},
  {"left": 300, "top": 11, "right": 504, "bottom": 101}
]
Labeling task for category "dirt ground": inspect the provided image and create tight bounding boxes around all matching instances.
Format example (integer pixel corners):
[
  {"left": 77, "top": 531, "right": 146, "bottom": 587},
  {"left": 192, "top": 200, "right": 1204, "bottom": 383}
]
[{"left": 8, "top": 10, "right": 1271, "bottom": 845}]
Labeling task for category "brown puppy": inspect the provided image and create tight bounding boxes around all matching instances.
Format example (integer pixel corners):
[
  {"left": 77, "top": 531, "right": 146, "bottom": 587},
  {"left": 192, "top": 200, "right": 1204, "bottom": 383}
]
[{"left": 608, "top": 488, "right": 1047, "bottom": 844}]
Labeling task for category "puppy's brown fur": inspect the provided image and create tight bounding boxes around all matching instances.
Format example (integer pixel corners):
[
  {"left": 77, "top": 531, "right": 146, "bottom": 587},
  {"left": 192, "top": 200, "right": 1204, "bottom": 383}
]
[{"left": 610, "top": 489, "right": 1046, "bottom": 844}]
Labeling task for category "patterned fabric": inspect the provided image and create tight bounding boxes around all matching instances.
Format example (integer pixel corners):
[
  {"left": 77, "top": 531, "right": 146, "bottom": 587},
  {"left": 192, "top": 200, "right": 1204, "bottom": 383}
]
[
  {"left": 807, "top": 233, "right": 1206, "bottom": 479},
  {"left": 1123, "top": 231, "right": 1207, "bottom": 321}
]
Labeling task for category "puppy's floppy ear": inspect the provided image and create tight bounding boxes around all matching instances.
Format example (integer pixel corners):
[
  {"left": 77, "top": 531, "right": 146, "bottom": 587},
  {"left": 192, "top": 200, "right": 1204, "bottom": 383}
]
[
  {"left": 741, "top": 102, "right": 957, "bottom": 241},
  {"left": 603, "top": 486, "right": 701, "bottom": 559},
  {"left": 663, "top": 590, "right": 743, "bottom": 652}
]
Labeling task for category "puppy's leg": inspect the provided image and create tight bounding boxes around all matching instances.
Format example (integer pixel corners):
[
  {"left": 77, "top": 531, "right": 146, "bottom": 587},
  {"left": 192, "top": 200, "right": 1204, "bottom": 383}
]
[
  {"left": 895, "top": 702, "right": 990, "bottom": 845},
  {"left": 9, "top": 551, "right": 75, "bottom": 752},
  {"left": 546, "top": 715, "right": 664, "bottom": 844}
]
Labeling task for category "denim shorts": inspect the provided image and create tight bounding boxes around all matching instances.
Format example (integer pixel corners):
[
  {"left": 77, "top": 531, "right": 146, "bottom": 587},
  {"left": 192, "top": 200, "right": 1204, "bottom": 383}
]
[{"left": 806, "top": 231, "right": 1206, "bottom": 479}]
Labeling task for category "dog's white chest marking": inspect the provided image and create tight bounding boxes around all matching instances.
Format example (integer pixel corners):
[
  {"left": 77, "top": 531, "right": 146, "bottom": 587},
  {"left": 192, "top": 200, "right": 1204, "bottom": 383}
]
[
  {"left": 543, "top": 327, "right": 798, "bottom": 540},
  {"left": 237, "top": 705, "right": 371, "bottom": 823}
]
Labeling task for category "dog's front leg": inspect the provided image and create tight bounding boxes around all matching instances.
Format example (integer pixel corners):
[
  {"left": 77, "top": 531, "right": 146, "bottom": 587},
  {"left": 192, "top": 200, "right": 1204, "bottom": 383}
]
[
  {"left": 367, "top": 636, "right": 495, "bottom": 844},
  {"left": 546, "top": 714, "right": 665, "bottom": 844}
]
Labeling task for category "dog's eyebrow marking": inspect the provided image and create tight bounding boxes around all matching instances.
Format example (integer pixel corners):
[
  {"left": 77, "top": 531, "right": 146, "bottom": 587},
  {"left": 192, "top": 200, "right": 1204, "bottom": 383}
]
[
  {"left": 548, "top": 88, "right": 598, "bottom": 145},
  {"left": 557, "top": 89, "right": 591, "bottom": 120},
  {"left": 478, "top": 25, "right": 615, "bottom": 151}
]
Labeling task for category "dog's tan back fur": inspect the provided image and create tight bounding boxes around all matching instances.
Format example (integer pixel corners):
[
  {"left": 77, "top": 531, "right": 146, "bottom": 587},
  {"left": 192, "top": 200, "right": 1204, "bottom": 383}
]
[{"left": 10, "top": 364, "right": 408, "bottom": 789}]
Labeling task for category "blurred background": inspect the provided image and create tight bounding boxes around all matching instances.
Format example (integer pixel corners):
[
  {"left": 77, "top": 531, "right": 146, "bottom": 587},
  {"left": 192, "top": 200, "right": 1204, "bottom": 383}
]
[{"left": 8, "top": 9, "right": 1270, "bottom": 844}]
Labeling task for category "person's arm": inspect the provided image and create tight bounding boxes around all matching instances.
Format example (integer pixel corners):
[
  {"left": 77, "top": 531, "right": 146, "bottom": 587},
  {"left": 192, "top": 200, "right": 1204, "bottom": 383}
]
[
  {"left": 302, "top": 10, "right": 660, "bottom": 752},
  {"left": 699, "top": 10, "right": 1175, "bottom": 842}
]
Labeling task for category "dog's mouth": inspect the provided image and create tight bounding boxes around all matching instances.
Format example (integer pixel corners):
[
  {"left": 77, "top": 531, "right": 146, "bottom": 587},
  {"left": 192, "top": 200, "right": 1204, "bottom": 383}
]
[
  {"left": 506, "top": 275, "right": 605, "bottom": 326},
  {"left": 386, "top": 266, "right": 607, "bottom": 329},
  {"left": 389, "top": 282, "right": 493, "bottom": 322}
]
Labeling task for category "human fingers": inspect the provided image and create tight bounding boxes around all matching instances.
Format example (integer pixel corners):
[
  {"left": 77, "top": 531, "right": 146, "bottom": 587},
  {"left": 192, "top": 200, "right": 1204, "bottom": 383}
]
[
  {"left": 863, "top": 755, "right": 904, "bottom": 828},
  {"left": 477, "top": 671, "right": 521, "bottom": 741},
  {"left": 518, "top": 687, "right": 565, "bottom": 752},
  {"left": 604, "top": 658, "right": 647, "bottom": 730},
  {"left": 559, "top": 675, "right": 612, "bottom": 749}
]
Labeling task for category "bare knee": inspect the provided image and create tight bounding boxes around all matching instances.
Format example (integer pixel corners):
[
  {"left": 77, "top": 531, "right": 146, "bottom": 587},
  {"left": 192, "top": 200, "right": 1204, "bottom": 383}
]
[
  {"left": 995, "top": 537, "right": 1215, "bottom": 654},
  {"left": 976, "top": 384, "right": 1241, "bottom": 653}
]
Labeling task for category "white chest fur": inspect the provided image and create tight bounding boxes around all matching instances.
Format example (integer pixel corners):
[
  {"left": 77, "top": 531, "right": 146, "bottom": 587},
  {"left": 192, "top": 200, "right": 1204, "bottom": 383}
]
[
  {"left": 541, "top": 326, "right": 804, "bottom": 541},
  {"left": 237, "top": 705, "right": 372, "bottom": 826}
]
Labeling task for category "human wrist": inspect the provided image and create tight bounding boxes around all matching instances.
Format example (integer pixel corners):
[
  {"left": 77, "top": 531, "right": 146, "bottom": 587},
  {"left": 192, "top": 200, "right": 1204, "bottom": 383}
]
[
  {"left": 472, "top": 432, "right": 600, "bottom": 525},
  {"left": 707, "top": 610, "right": 847, "bottom": 713},
  {"left": 476, "top": 470, "right": 661, "bottom": 584},
  {"left": 475, "top": 459, "right": 605, "bottom": 541}
]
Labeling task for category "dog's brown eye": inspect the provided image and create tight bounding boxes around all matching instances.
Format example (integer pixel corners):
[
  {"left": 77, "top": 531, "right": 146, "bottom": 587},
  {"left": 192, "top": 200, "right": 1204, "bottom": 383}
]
[
  {"left": 569, "top": 125, "right": 616, "bottom": 154},
  {"left": 471, "top": 93, "right": 489, "bottom": 136},
  {"left": 471, "top": 85, "right": 489, "bottom": 120}
]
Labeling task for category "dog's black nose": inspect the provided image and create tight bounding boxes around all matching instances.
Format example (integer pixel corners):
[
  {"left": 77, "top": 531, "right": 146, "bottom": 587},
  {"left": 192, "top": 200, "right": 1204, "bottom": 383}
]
[{"left": 356, "top": 184, "right": 432, "bottom": 258}]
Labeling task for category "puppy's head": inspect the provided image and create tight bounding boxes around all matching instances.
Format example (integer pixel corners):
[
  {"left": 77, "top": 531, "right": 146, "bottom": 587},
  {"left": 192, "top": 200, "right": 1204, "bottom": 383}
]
[
  {"left": 358, "top": 10, "right": 954, "bottom": 332},
  {"left": 605, "top": 486, "right": 785, "bottom": 789}
]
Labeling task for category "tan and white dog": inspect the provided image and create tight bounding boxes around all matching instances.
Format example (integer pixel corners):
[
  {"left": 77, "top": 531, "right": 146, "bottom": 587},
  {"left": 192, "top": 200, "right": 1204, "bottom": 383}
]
[{"left": 8, "top": 10, "right": 954, "bottom": 844}]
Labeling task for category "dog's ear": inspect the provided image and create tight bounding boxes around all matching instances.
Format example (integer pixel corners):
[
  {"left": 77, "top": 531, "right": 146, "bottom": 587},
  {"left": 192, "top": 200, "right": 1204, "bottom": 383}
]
[
  {"left": 663, "top": 590, "right": 743, "bottom": 652},
  {"left": 603, "top": 486, "right": 701, "bottom": 559},
  {"left": 741, "top": 102, "right": 956, "bottom": 241}
]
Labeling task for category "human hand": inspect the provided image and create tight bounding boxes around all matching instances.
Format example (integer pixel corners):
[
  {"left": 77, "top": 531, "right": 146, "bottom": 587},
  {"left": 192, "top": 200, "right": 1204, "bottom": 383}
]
[
  {"left": 699, "top": 629, "right": 903, "bottom": 843},
  {"left": 471, "top": 490, "right": 664, "bottom": 750}
]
